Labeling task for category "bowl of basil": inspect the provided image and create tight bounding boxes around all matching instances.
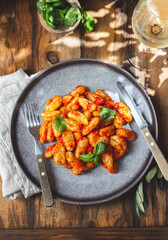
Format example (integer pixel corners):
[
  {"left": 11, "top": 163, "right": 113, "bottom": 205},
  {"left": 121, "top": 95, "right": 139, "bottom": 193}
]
[{"left": 37, "top": 0, "right": 95, "bottom": 34}]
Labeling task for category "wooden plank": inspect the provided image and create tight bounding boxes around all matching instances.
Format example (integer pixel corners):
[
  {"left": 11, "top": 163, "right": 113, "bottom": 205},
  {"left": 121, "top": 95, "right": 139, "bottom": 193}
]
[
  {"left": 0, "top": 227, "right": 168, "bottom": 240},
  {"left": 0, "top": 0, "right": 33, "bottom": 75}
]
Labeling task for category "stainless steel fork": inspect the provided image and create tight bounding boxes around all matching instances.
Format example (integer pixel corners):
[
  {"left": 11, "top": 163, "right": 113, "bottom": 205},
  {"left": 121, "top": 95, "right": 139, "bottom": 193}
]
[{"left": 23, "top": 103, "right": 53, "bottom": 207}]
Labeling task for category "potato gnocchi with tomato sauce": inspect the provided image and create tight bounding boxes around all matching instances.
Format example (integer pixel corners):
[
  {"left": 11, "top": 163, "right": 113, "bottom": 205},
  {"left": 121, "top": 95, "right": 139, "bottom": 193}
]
[{"left": 39, "top": 85, "right": 136, "bottom": 175}]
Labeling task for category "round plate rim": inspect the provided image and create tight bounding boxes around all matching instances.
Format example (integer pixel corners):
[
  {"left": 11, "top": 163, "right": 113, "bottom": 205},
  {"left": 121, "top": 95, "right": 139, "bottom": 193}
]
[{"left": 10, "top": 58, "right": 158, "bottom": 205}]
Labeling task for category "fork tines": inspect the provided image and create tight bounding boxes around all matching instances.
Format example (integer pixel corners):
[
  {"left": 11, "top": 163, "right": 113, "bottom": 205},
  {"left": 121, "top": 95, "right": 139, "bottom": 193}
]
[{"left": 23, "top": 103, "right": 40, "bottom": 128}]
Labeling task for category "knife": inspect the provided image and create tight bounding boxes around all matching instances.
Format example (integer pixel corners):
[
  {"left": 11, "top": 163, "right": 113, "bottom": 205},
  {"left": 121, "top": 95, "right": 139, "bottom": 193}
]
[{"left": 116, "top": 81, "right": 168, "bottom": 181}]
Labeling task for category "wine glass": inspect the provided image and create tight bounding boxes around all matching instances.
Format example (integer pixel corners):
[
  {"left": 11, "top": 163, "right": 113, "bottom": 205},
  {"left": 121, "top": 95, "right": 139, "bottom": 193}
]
[{"left": 127, "top": 0, "right": 168, "bottom": 71}]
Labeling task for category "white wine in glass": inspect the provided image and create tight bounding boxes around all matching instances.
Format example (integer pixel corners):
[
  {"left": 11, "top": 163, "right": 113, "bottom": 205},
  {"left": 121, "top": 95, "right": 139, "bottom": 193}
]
[{"left": 128, "top": 0, "right": 168, "bottom": 70}]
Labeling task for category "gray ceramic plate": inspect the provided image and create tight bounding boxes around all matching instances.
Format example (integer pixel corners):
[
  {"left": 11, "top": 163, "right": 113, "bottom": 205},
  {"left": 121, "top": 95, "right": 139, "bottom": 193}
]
[{"left": 10, "top": 59, "right": 158, "bottom": 205}]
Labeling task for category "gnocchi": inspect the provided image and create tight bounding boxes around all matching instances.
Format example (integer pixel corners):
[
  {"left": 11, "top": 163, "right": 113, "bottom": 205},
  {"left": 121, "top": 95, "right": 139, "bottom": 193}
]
[{"left": 39, "top": 86, "right": 135, "bottom": 175}]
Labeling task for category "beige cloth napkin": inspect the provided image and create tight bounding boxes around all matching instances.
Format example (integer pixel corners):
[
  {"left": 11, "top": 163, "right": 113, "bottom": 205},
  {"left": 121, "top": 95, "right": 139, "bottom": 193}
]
[{"left": 0, "top": 69, "right": 40, "bottom": 199}]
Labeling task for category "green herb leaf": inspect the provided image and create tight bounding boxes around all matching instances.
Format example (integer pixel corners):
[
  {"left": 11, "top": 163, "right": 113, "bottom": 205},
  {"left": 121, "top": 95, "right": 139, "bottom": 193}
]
[
  {"left": 37, "top": 1, "right": 47, "bottom": 13},
  {"left": 136, "top": 191, "right": 145, "bottom": 213},
  {"left": 145, "top": 166, "right": 157, "bottom": 183},
  {"left": 99, "top": 108, "right": 116, "bottom": 121},
  {"left": 149, "top": 178, "right": 156, "bottom": 195},
  {"left": 62, "top": 5, "right": 70, "bottom": 15},
  {"left": 143, "top": 189, "right": 149, "bottom": 209},
  {"left": 80, "top": 153, "right": 95, "bottom": 162},
  {"left": 81, "top": 8, "right": 88, "bottom": 24},
  {"left": 53, "top": 116, "right": 67, "bottom": 132},
  {"left": 80, "top": 142, "right": 107, "bottom": 163},
  {"left": 43, "top": 11, "right": 47, "bottom": 21},
  {"left": 83, "top": 16, "right": 95, "bottom": 32},
  {"left": 46, "top": 5, "right": 54, "bottom": 14},
  {"left": 45, "top": 0, "right": 61, "bottom": 3},
  {"left": 93, "top": 155, "right": 100, "bottom": 165},
  {"left": 49, "top": 14, "right": 54, "bottom": 23},
  {"left": 156, "top": 177, "right": 165, "bottom": 191},
  {"left": 64, "top": 7, "right": 81, "bottom": 26},
  {"left": 135, "top": 201, "right": 141, "bottom": 218},
  {"left": 52, "top": 9, "right": 65, "bottom": 25},
  {"left": 52, "top": 0, "right": 66, "bottom": 8},
  {"left": 137, "top": 181, "right": 144, "bottom": 202},
  {"left": 93, "top": 142, "right": 107, "bottom": 156},
  {"left": 156, "top": 167, "right": 163, "bottom": 179},
  {"left": 81, "top": 8, "right": 95, "bottom": 32},
  {"left": 165, "top": 179, "right": 168, "bottom": 189}
]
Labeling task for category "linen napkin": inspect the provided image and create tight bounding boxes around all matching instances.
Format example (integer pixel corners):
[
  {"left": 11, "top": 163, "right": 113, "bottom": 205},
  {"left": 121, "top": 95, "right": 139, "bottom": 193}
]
[{"left": 0, "top": 69, "right": 40, "bottom": 199}]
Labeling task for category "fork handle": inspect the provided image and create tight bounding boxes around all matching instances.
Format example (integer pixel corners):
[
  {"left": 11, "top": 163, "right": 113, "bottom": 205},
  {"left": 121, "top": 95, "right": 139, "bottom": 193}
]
[{"left": 35, "top": 153, "right": 54, "bottom": 207}]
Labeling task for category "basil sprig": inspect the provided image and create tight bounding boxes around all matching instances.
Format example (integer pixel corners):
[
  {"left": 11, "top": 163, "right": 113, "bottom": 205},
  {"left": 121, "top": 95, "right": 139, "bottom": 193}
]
[
  {"left": 37, "top": 0, "right": 95, "bottom": 32},
  {"left": 79, "top": 153, "right": 95, "bottom": 162},
  {"left": 80, "top": 142, "right": 107, "bottom": 165},
  {"left": 93, "top": 142, "right": 107, "bottom": 155},
  {"left": 81, "top": 8, "right": 95, "bottom": 32},
  {"left": 53, "top": 116, "right": 67, "bottom": 132},
  {"left": 99, "top": 108, "right": 116, "bottom": 121},
  {"left": 93, "top": 155, "right": 100, "bottom": 165}
]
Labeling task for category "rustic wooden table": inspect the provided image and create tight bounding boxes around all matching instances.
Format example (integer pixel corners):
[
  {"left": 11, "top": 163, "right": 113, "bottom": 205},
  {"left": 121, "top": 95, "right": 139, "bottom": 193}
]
[{"left": 0, "top": 0, "right": 168, "bottom": 239}]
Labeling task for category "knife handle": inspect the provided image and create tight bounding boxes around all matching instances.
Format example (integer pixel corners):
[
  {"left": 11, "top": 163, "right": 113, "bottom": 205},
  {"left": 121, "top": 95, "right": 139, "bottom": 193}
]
[
  {"left": 35, "top": 153, "right": 54, "bottom": 207},
  {"left": 142, "top": 127, "right": 168, "bottom": 180}
]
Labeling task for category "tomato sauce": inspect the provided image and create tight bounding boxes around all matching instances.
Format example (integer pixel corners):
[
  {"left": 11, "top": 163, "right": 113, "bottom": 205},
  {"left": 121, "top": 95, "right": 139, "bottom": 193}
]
[
  {"left": 86, "top": 145, "right": 94, "bottom": 154},
  {"left": 95, "top": 97, "right": 104, "bottom": 105},
  {"left": 76, "top": 85, "right": 88, "bottom": 92},
  {"left": 113, "top": 103, "right": 119, "bottom": 111},
  {"left": 108, "top": 162, "right": 117, "bottom": 174},
  {"left": 86, "top": 102, "right": 94, "bottom": 111},
  {"left": 48, "top": 98, "right": 53, "bottom": 104},
  {"left": 106, "top": 99, "right": 115, "bottom": 109},
  {"left": 58, "top": 136, "right": 64, "bottom": 145}
]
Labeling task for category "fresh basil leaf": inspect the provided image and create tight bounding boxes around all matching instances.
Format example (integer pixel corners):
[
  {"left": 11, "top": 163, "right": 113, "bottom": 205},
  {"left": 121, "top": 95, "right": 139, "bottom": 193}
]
[
  {"left": 53, "top": 116, "right": 67, "bottom": 132},
  {"left": 52, "top": 0, "right": 66, "bottom": 8},
  {"left": 81, "top": 8, "right": 88, "bottom": 24},
  {"left": 81, "top": 8, "right": 95, "bottom": 32},
  {"left": 99, "top": 108, "right": 116, "bottom": 121},
  {"left": 83, "top": 16, "right": 95, "bottom": 32},
  {"left": 62, "top": 5, "right": 70, "bottom": 15},
  {"left": 93, "top": 155, "right": 100, "bottom": 165},
  {"left": 43, "top": 11, "right": 47, "bottom": 21},
  {"left": 37, "top": 1, "right": 47, "bottom": 13},
  {"left": 46, "top": 20, "right": 57, "bottom": 28},
  {"left": 46, "top": 14, "right": 57, "bottom": 28},
  {"left": 64, "top": 7, "right": 81, "bottom": 26},
  {"left": 93, "top": 142, "right": 107, "bottom": 156},
  {"left": 45, "top": 0, "right": 61, "bottom": 2},
  {"left": 52, "top": 9, "right": 65, "bottom": 25},
  {"left": 80, "top": 153, "right": 95, "bottom": 162},
  {"left": 46, "top": 5, "right": 54, "bottom": 14},
  {"left": 49, "top": 14, "right": 54, "bottom": 23}
]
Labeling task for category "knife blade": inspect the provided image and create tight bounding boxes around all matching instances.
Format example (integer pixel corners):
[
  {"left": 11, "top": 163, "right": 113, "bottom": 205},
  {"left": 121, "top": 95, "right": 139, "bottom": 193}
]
[{"left": 116, "top": 81, "right": 168, "bottom": 180}]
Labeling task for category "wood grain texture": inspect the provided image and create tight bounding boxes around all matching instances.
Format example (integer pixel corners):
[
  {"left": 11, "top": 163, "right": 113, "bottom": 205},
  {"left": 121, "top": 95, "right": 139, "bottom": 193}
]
[
  {"left": 0, "top": 0, "right": 167, "bottom": 231},
  {"left": 0, "top": 227, "right": 168, "bottom": 240}
]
